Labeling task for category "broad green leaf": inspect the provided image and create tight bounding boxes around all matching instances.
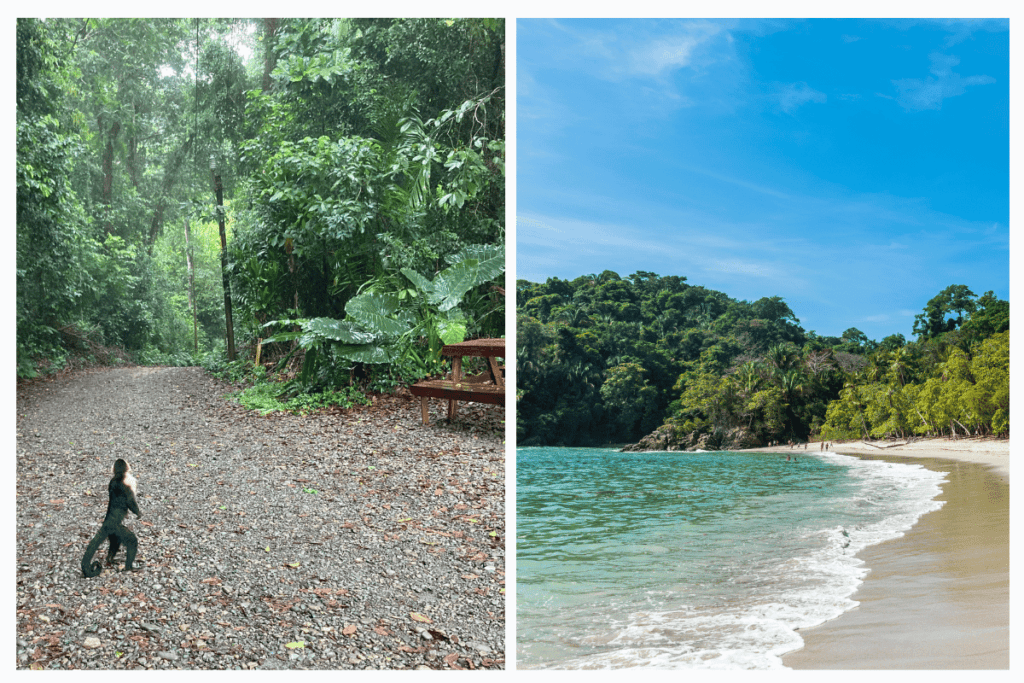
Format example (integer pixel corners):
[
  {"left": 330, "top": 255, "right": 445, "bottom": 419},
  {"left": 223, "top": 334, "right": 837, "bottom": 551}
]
[
  {"left": 447, "top": 245, "right": 505, "bottom": 286},
  {"left": 345, "top": 291, "right": 414, "bottom": 336},
  {"left": 400, "top": 268, "right": 435, "bottom": 296},
  {"left": 261, "top": 330, "right": 303, "bottom": 345},
  {"left": 437, "top": 311, "right": 467, "bottom": 345},
  {"left": 433, "top": 259, "right": 482, "bottom": 312},
  {"left": 447, "top": 243, "right": 503, "bottom": 269},
  {"left": 304, "top": 317, "right": 377, "bottom": 344},
  {"left": 334, "top": 343, "right": 400, "bottom": 364}
]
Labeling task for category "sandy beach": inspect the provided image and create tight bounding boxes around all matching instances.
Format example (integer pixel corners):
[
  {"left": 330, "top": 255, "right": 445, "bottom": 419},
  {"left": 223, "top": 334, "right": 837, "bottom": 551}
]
[{"left": 744, "top": 438, "right": 1009, "bottom": 669}]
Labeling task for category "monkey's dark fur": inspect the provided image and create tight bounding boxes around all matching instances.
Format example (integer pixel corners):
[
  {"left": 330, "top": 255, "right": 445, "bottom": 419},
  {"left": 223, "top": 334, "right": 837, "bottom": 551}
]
[{"left": 81, "top": 458, "right": 142, "bottom": 577}]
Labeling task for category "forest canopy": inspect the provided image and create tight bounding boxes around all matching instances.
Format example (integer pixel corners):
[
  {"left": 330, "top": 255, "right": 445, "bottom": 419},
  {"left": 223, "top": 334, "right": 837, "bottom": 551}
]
[
  {"left": 17, "top": 18, "right": 505, "bottom": 392},
  {"left": 516, "top": 272, "right": 1008, "bottom": 448}
]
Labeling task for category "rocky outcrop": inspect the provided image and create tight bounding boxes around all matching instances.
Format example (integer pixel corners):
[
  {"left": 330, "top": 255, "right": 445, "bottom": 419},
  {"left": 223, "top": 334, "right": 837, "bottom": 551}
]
[
  {"left": 620, "top": 424, "right": 702, "bottom": 451},
  {"left": 621, "top": 424, "right": 764, "bottom": 452}
]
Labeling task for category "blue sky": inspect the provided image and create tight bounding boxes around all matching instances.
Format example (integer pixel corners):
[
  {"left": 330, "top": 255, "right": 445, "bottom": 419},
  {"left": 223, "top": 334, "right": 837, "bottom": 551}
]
[{"left": 516, "top": 18, "right": 1009, "bottom": 342}]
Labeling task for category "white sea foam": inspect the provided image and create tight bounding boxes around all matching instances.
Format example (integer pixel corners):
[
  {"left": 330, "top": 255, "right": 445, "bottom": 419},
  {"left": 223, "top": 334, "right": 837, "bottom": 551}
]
[{"left": 520, "top": 451, "right": 947, "bottom": 670}]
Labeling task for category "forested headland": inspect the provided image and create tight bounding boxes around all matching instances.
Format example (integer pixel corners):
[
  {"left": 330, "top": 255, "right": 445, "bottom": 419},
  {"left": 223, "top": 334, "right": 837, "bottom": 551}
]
[
  {"left": 17, "top": 18, "right": 504, "bottom": 402},
  {"left": 516, "top": 272, "right": 1008, "bottom": 449}
]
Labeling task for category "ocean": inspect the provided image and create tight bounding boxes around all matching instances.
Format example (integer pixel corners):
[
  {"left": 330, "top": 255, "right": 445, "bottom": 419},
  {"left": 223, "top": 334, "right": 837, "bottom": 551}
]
[{"left": 516, "top": 447, "right": 946, "bottom": 669}]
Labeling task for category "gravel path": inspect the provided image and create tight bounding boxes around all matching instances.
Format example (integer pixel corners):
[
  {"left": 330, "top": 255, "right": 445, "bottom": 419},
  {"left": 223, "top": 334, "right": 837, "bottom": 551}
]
[{"left": 16, "top": 366, "right": 505, "bottom": 670}]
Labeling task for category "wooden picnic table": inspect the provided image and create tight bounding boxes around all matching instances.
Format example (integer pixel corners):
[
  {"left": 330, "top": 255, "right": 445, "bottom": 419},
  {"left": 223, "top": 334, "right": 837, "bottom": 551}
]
[{"left": 408, "top": 338, "right": 505, "bottom": 424}]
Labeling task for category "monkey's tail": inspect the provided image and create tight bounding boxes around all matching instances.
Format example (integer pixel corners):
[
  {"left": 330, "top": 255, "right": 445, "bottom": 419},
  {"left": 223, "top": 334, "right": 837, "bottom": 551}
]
[{"left": 81, "top": 531, "right": 105, "bottom": 578}]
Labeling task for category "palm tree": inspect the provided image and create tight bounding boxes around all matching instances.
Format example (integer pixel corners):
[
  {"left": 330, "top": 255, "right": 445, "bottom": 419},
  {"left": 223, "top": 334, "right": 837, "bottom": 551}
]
[
  {"left": 555, "top": 304, "right": 591, "bottom": 328},
  {"left": 765, "top": 343, "right": 797, "bottom": 372},
  {"left": 734, "top": 360, "right": 764, "bottom": 395},
  {"left": 777, "top": 368, "right": 805, "bottom": 402},
  {"left": 887, "top": 347, "right": 910, "bottom": 387}
]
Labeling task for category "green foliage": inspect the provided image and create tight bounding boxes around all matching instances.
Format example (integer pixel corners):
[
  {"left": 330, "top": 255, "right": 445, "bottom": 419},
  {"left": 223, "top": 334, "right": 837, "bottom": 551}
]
[
  {"left": 912, "top": 284, "right": 978, "bottom": 340},
  {"left": 17, "top": 17, "right": 504, "bottom": 397},
  {"left": 820, "top": 329, "right": 1009, "bottom": 440},
  {"left": 232, "top": 382, "right": 370, "bottom": 415},
  {"left": 202, "top": 355, "right": 267, "bottom": 384},
  {"left": 600, "top": 363, "right": 660, "bottom": 437},
  {"left": 263, "top": 244, "right": 504, "bottom": 393},
  {"left": 519, "top": 276, "right": 1009, "bottom": 447}
]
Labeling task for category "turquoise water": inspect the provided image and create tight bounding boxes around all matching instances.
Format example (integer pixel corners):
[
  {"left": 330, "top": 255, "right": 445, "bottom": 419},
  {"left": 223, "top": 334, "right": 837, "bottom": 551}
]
[{"left": 516, "top": 447, "right": 946, "bottom": 669}]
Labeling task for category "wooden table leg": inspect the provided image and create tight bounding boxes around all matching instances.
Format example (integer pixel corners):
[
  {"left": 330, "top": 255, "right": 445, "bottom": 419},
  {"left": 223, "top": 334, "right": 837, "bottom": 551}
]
[
  {"left": 420, "top": 396, "right": 429, "bottom": 425},
  {"left": 449, "top": 355, "right": 462, "bottom": 421},
  {"left": 486, "top": 355, "right": 503, "bottom": 388}
]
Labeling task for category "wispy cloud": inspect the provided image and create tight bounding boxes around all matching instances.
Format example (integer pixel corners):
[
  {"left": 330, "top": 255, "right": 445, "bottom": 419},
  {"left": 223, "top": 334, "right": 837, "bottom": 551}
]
[
  {"left": 708, "top": 258, "right": 788, "bottom": 279},
  {"left": 621, "top": 24, "right": 725, "bottom": 78},
  {"left": 539, "top": 19, "right": 736, "bottom": 91},
  {"left": 678, "top": 164, "right": 791, "bottom": 200},
  {"left": 891, "top": 52, "right": 995, "bottom": 111},
  {"left": 771, "top": 81, "right": 827, "bottom": 113}
]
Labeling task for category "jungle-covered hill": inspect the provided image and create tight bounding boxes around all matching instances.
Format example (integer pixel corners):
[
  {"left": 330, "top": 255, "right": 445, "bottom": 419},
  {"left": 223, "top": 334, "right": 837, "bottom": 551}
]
[{"left": 516, "top": 272, "right": 1008, "bottom": 449}]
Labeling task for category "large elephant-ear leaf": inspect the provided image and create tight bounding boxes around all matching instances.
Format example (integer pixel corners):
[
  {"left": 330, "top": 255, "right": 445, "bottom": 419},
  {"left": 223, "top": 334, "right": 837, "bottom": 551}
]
[
  {"left": 446, "top": 244, "right": 505, "bottom": 283},
  {"left": 261, "top": 318, "right": 307, "bottom": 345},
  {"left": 334, "top": 343, "right": 400, "bottom": 364},
  {"left": 401, "top": 267, "right": 435, "bottom": 298},
  {"left": 433, "top": 259, "right": 483, "bottom": 312},
  {"left": 304, "top": 317, "right": 377, "bottom": 344},
  {"left": 437, "top": 309, "right": 468, "bottom": 346},
  {"left": 344, "top": 291, "right": 414, "bottom": 336}
]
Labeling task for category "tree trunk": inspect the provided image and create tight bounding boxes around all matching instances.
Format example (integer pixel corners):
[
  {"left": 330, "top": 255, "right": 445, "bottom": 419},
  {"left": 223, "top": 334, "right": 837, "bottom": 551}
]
[
  {"left": 261, "top": 19, "right": 279, "bottom": 92},
  {"left": 101, "top": 118, "right": 121, "bottom": 233},
  {"left": 213, "top": 172, "right": 236, "bottom": 361},
  {"left": 183, "top": 219, "right": 198, "bottom": 353},
  {"left": 147, "top": 133, "right": 194, "bottom": 251}
]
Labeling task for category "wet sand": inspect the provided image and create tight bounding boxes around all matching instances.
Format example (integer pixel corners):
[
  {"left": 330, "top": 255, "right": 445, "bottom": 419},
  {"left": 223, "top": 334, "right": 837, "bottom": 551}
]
[{"left": 775, "top": 444, "right": 1010, "bottom": 669}]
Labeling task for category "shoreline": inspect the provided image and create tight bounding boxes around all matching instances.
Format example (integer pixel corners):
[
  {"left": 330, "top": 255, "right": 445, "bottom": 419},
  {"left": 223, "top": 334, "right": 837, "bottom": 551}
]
[
  {"left": 740, "top": 436, "right": 1009, "bottom": 482},
  {"left": 748, "top": 439, "right": 1009, "bottom": 669}
]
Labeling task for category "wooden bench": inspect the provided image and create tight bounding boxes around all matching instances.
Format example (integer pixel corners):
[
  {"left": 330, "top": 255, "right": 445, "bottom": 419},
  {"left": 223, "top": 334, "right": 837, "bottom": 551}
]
[{"left": 409, "top": 338, "right": 505, "bottom": 424}]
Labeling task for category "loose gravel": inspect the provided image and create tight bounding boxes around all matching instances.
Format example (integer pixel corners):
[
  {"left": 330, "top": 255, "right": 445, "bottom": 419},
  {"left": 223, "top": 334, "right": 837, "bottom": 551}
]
[{"left": 16, "top": 366, "right": 506, "bottom": 670}]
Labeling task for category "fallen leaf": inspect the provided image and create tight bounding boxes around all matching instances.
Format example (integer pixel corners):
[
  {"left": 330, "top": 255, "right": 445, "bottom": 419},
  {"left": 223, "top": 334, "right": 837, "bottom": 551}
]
[
  {"left": 284, "top": 641, "right": 305, "bottom": 649},
  {"left": 342, "top": 624, "right": 357, "bottom": 636},
  {"left": 410, "top": 612, "right": 433, "bottom": 624}
]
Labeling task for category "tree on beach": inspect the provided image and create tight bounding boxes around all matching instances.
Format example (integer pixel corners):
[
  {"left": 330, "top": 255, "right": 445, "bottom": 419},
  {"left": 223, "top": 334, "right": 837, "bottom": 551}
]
[{"left": 913, "top": 284, "right": 977, "bottom": 340}]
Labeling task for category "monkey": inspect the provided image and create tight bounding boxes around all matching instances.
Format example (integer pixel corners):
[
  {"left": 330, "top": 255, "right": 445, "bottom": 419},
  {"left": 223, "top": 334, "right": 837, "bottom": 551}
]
[{"left": 81, "top": 458, "right": 142, "bottom": 577}]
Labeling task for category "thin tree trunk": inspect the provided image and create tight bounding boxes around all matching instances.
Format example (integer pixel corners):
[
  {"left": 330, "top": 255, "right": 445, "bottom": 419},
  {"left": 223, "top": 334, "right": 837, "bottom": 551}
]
[
  {"left": 952, "top": 417, "right": 971, "bottom": 437},
  {"left": 147, "top": 133, "right": 194, "bottom": 252},
  {"left": 261, "top": 19, "right": 279, "bottom": 92},
  {"left": 183, "top": 219, "right": 198, "bottom": 353},
  {"left": 101, "top": 118, "right": 121, "bottom": 233},
  {"left": 213, "top": 172, "right": 235, "bottom": 361}
]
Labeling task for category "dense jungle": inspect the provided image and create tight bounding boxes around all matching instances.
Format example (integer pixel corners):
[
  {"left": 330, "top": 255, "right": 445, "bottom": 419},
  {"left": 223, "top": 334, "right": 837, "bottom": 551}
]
[
  {"left": 516, "top": 273, "right": 1008, "bottom": 449},
  {"left": 17, "top": 18, "right": 505, "bottom": 398},
  {"left": 16, "top": 18, "right": 507, "bottom": 671}
]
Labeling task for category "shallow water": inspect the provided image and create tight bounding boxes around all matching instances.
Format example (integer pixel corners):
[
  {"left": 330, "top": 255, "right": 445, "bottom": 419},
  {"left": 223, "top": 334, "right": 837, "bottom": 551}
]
[{"left": 516, "top": 447, "right": 946, "bottom": 669}]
